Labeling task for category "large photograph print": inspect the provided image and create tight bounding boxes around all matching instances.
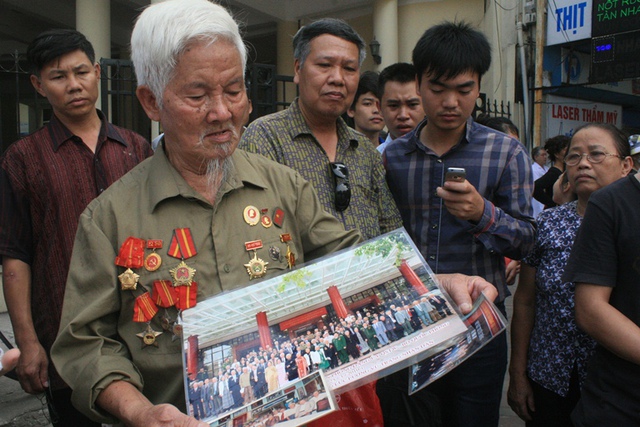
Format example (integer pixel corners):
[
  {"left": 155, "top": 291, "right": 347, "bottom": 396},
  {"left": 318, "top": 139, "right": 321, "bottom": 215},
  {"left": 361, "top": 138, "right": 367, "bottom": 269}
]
[{"left": 181, "top": 228, "right": 468, "bottom": 425}]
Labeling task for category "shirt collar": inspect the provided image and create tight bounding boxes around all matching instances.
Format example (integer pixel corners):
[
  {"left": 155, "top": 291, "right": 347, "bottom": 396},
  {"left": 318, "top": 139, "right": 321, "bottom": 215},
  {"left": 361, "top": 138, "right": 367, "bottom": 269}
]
[
  {"left": 288, "top": 98, "right": 359, "bottom": 150},
  {"left": 48, "top": 109, "right": 129, "bottom": 152},
  {"left": 399, "top": 116, "right": 474, "bottom": 155},
  {"left": 148, "top": 145, "right": 269, "bottom": 212}
]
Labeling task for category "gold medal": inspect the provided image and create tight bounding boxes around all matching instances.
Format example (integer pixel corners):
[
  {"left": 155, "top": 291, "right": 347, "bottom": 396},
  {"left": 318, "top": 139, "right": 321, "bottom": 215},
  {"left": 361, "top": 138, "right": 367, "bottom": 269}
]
[
  {"left": 170, "top": 261, "right": 196, "bottom": 287},
  {"left": 280, "top": 234, "right": 295, "bottom": 269},
  {"left": 119, "top": 268, "right": 140, "bottom": 290},
  {"left": 137, "top": 324, "right": 162, "bottom": 348},
  {"left": 260, "top": 208, "right": 272, "bottom": 228},
  {"left": 286, "top": 246, "right": 296, "bottom": 269},
  {"left": 244, "top": 252, "right": 269, "bottom": 280},
  {"left": 144, "top": 252, "right": 162, "bottom": 272},
  {"left": 243, "top": 206, "right": 260, "bottom": 226}
]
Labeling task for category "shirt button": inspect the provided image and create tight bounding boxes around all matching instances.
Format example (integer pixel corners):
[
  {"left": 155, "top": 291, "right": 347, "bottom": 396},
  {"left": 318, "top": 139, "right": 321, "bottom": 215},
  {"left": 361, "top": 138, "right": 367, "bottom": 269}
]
[
  {"left": 436, "top": 159, "right": 443, "bottom": 163},
  {"left": 429, "top": 255, "right": 435, "bottom": 260},
  {"left": 223, "top": 264, "right": 231, "bottom": 273},
  {"left": 431, "top": 224, "right": 438, "bottom": 229}
]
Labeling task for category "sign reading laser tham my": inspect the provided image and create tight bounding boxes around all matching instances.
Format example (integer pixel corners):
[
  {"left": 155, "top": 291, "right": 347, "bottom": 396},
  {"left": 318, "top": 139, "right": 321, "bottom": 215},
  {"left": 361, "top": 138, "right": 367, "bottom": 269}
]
[{"left": 545, "top": 95, "right": 622, "bottom": 140}]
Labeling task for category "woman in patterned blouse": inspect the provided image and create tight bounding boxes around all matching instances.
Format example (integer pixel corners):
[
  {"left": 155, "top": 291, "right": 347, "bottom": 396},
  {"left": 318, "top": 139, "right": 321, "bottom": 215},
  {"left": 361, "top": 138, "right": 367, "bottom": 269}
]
[{"left": 507, "top": 123, "right": 633, "bottom": 426}]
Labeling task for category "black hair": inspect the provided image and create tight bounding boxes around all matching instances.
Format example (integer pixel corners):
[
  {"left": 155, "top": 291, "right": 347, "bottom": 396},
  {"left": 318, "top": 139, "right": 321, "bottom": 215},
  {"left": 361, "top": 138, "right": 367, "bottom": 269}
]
[
  {"left": 377, "top": 62, "right": 417, "bottom": 100},
  {"left": 351, "top": 71, "right": 379, "bottom": 109},
  {"left": 27, "top": 29, "right": 95, "bottom": 76},
  {"left": 475, "top": 114, "right": 519, "bottom": 139},
  {"left": 412, "top": 21, "right": 491, "bottom": 84},
  {"left": 543, "top": 134, "right": 571, "bottom": 162},
  {"left": 568, "top": 123, "right": 630, "bottom": 158},
  {"left": 293, "top": 18, "right": 366, "bottom": 67}
]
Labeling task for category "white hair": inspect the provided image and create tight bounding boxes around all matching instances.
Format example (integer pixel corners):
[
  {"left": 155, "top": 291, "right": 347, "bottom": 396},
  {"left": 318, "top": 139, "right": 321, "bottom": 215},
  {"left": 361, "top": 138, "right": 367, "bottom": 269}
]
[{"left": 131, "top": 0, "right": 246, "bottom": 106}]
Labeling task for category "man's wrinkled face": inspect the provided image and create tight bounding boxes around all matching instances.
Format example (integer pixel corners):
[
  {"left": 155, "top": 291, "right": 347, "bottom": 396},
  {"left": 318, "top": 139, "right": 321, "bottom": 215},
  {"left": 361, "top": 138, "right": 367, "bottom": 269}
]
[
  {"left": 295, "top": 34, "right": 360, "bottom": 123},
  {"left": 157, "top": 39, "right": 250, "bottom": 164}
]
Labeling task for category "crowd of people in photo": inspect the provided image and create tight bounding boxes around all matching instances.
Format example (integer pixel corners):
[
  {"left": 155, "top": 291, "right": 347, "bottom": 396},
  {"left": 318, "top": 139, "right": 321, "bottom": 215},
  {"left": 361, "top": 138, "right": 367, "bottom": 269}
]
[{"left": 187, "top": 289, "right": 453, "bottom": 420}]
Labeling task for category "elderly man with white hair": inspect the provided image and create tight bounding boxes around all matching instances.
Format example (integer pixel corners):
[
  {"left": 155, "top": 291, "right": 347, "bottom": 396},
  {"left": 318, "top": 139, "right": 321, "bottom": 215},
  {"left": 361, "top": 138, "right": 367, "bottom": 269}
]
[{"left": 52, "top": 1, "right": 497, "bottom": 426}]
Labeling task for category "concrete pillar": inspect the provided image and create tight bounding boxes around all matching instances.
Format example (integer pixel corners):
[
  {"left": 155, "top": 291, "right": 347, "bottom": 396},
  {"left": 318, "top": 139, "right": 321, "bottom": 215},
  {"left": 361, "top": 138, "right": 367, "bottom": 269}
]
[
  {"left": 277, "top": 20, "right": 299, "bottom": 106},
  {"left": 373, "top": 0, "right": 399, "bottom": 70},
  {"left": 76, "top": 0, "right": 110, "bottom": 111}
]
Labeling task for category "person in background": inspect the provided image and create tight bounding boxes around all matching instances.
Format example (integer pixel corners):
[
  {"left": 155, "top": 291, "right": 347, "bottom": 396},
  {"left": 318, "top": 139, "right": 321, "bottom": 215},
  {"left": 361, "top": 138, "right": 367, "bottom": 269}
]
[
  {"left": 563, "top": 129, "right": 639, "bottom": 426},
  {"left": 240, "top": 18, "right": 402, "bottom": 241},
  {"left": 551, "top": 171, "right": 576, "bottom": 206},
  {"left": 376, "top": 62, "right": 425, "bottom": 153},
  {"left": 533, "top": 135, "right": 570, "bottom": 209},
  {"left": 383, "top": 21, "right": 535, "bottom": 427},
  {"left": 530, "top": 146, "right": 549, "bottom": 218},
  {"left": 346, "top": 70, "right": 385, "bottom": 147},
  {"left": 508, "top": 123, "right": 632, "bottom": 426},
  {"left": 0, "top": 29, "right": 152, "bottom": 426},
  {"left": 475, "top": 114, "right": 520, "bottom": 139}
]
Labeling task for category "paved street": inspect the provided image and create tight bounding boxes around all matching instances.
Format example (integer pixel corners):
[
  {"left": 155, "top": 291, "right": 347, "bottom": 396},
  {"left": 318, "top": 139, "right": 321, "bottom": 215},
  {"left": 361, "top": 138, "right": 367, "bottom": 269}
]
[{"left": 0, "top": 294, "right": 523, "bottom": 427}]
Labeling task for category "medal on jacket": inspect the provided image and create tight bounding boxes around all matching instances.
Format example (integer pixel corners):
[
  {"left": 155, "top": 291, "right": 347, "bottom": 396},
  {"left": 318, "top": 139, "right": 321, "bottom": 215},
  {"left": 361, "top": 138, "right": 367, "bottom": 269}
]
[
  {"left": 243, "top": 206, "right": 260, "bottom": 226},
  {"left": 244, "top": 240, "right": 268, "bottom": 279},
  {"left": 167, "top": 228, "right": 197, "bottom": 287},
  {"left": 137, "top": 324, "right": 162, "bottom": 348},
  {"left": 280, "top": 233, "right": 295, "bottom": 269},
  {"left": 260, "top": 208, "right": 272, "bottom": 228},
  {"left": 272, "top": 207, "right": 285, "bottom": 228},
  {"left": 115, "top": 237, "right": 145, "bottom": 290},
  {"left": 144, "top": 239, "right": 163, "bottom": 272},
  {"left": 118, "top": 268, "right": 140, "bottom": 290},
  {"left": 133, "top": 292, "right": 161, "bottom": 348}
]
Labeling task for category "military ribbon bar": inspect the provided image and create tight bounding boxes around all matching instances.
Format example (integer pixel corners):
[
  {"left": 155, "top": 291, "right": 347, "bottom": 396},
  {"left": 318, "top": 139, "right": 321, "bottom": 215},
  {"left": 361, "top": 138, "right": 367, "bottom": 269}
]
[
  {"left": 153, "top": 280, "right": 178, "bottom": 308},
  {"left": 176, "top": 282, "right": 198, "bottom": 310},
  {"left": 167, "top": 228, "right": 197, "bottom": 259},
  {"left": 115, "top": 237, "right": 146, "bottom": 268},
  {"left": 133, "top": 292, "right": 159, "bottom": 323}
]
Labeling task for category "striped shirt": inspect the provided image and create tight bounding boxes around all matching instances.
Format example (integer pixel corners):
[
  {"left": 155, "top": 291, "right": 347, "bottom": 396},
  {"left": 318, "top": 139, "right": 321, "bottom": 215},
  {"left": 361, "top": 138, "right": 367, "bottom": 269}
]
[
  {"left": 384, "top": 118, "right": 535, "bottom": 301},
  {"left": 240, "top": 99, "right": 402, "bottom": 240}
]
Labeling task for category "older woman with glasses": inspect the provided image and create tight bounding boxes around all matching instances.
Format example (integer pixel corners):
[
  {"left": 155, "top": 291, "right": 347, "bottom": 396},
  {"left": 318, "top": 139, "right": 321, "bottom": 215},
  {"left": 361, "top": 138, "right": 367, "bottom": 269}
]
[{"left": 508, "top": 123, "right": 633, "bottom": 427}]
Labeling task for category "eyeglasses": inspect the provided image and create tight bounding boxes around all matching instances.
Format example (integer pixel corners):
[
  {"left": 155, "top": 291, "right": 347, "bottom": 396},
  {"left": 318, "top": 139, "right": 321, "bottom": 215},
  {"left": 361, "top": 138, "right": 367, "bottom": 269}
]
[
  {"left": 564, "top": 151, "right": 623, "bottom": 166},
  {"left": 330, "top": 162, "right": 351, "bottom": 212}
]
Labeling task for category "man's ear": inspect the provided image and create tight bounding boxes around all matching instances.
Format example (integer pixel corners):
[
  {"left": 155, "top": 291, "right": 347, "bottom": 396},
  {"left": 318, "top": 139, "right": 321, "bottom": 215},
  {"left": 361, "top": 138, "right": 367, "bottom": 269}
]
[
  {"left": 136, "top": 85, "right": 161, "bottom": 122},
  {"left": 30, "top": 74, "right": 46, "bottom": 97},
  {"left": 293, "top": 59, "right": 301, "bottom": 85},
  {"left": 347, "top": 108, "right": 355, "bottom": 118},
  {"left": 622, "top": 156, "right": 634, "bottom": 176}
]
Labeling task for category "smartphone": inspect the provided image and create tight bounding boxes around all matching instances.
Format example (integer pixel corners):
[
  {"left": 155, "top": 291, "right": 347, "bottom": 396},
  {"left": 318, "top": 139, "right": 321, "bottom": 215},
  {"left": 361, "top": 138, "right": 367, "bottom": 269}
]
[{"left": 445, "top": 167, "right": 466, "bottom": 183}]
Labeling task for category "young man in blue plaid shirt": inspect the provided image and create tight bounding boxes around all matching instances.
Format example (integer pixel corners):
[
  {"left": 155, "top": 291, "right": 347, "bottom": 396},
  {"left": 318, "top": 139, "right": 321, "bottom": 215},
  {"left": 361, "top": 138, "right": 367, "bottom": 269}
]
[{"left": 381, "top": 21, "right": 535, "bottom": 427}]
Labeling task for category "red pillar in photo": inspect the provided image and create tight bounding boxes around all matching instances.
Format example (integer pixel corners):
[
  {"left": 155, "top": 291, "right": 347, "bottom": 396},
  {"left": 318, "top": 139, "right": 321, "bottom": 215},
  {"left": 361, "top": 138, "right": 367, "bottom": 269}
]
[
  {"left": 399, "top": 259, "right": 429, "bottom": 295},
  {"left": 327, "top": 285, "right": 348, "bottom": 319},
  {"left": 256, "top": 311, "right": 273, "bottom": 348},
  {"left": 187, "top": 335, "right": 198, "bottom": 380}
]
